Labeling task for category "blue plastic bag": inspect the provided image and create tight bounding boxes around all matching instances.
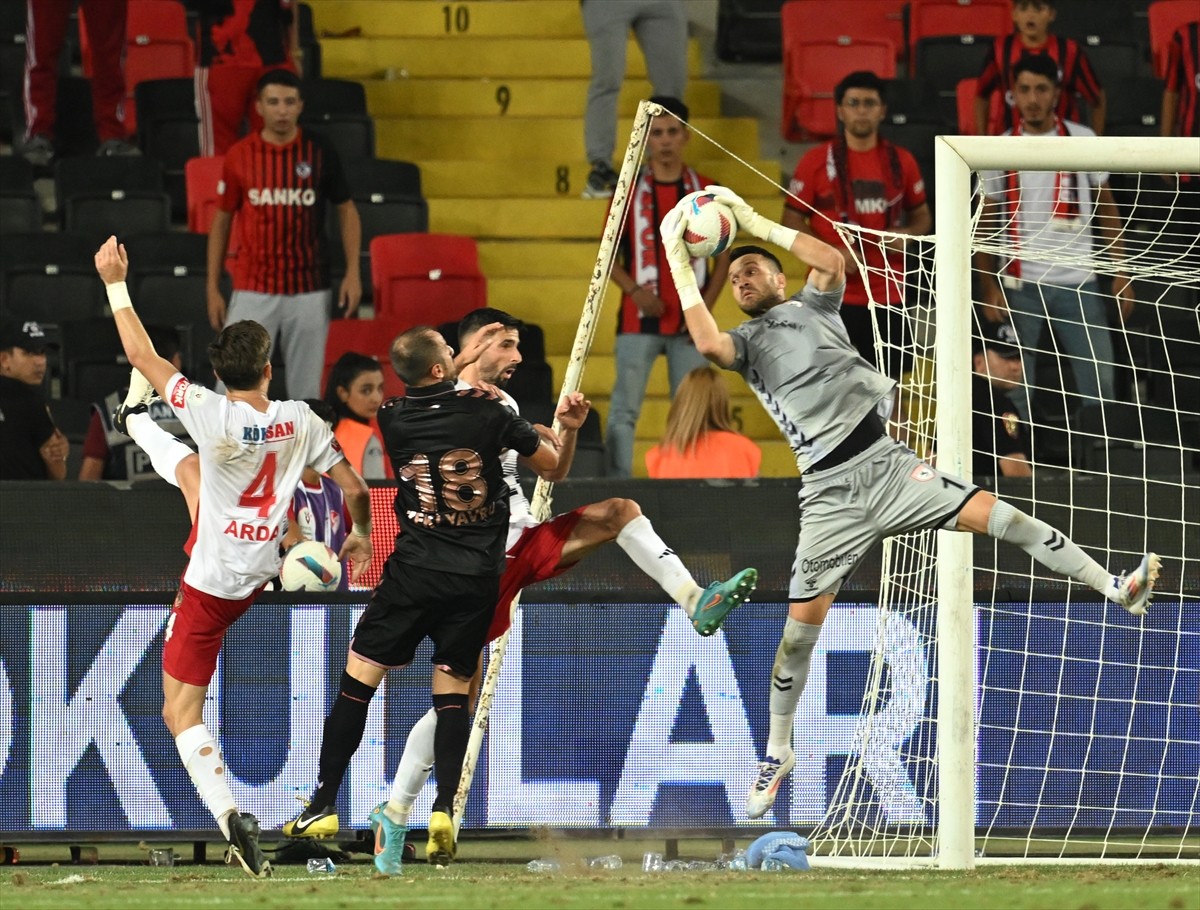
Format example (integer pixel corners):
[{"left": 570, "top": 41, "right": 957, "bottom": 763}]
[{"left": 745, "top": 831, "right": 811, "bottom": 871}]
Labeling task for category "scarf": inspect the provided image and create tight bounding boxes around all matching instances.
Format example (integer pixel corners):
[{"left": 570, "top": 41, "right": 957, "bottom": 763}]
[{"left": 630, "top": 165, "right": 706, "bottom": 293}]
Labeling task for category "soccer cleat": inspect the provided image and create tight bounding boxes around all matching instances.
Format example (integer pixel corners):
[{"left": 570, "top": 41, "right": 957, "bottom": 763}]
[
  {"left": 281, "top": 800, "right": 338, "bottom": 839},
  {"left": 745, "top": 749, "right": 796, "bottom": 820},
  {"left": 581, "top": 161, "right": 618, "bottom": 199},
  {"left": 425, "top": 810, "right": 456, "bottom": 866},
  {"left": 369, "top": 803, "right": 407, "bottom": 876},
  {"left": 225, "top": 811, "right": 272, "bottom": 878},
  {"left": 112, "top": 368, "right": 158, "bottom": 435},
  {"left": 1115, "top": 552, "right": 1161, "bottom": 617},
  {"left": 692, "top": 568, "right": 759, "bottom": 637}
]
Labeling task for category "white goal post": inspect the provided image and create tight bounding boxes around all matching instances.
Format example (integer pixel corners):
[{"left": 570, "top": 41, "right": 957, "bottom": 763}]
[{"left": 933, "top": 135, "right": 1200, "bottom": 870}]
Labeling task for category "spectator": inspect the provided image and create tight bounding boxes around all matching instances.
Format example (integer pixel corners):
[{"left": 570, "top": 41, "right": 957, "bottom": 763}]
[
  {"left": 0, "top": 320, "right": 67, "bottom": 480},
  {"left": 1160, "top": 21, "right": 1200, "bottom": 268},
  {"left": 581, "top": 0, "right": 688, "bottom": 198},
  {"left": 975, "top": 0, "right": 1105, "bottom": 136},
  {"left": 972, "top": 319, "right": 1032, "bottom": 479},
  {"left": 781, "top": 71, "right": 931, "bottom": 390},
  {"left": 206, "top": 68, "right": 362, "bottom": 400},
  {"left": 22, "top": 0, "right": 138, "bottom": 166},
  {"left": 645, "top": 366, "right": 761, "bottom": 478},
  {"left": 974, "top": 55, "right": 1132, "bottom": 422},
  {"left": 190, "top": 0, "right": 298, "bottom": 156},
  {"left": 605, "top": 96, "right": 728, "bottom": 477},
  {"left": 79, "top": 326, "right": 191, "bottom": 482},
  {"left": 323, "top": 352, "right": 390, "bottom": 480},
  {"left": 282, "top": 398, "right": 350, "bottom": 590}
]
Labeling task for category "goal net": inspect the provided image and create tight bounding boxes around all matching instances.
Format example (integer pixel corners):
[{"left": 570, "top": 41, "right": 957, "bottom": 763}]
[{"left": 809, "top": 136, "right": 1199, "bottom": 866}]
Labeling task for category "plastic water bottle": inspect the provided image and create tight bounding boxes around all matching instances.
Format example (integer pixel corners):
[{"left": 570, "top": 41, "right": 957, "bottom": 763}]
[
  {"left": 306, "top": 858, "right": 336, "bottom": 874},
  {"left": 761, "top": 857, "right": 787, "bottom": 872},
  {"left": 526, "top": 858, "right": 562, "bottom": 873},
  {"left": 727, "top": 849, "right": 749, "bottom": 871},
  {"left": 587, "top": 854, "right": 623, "bottom": 870}
]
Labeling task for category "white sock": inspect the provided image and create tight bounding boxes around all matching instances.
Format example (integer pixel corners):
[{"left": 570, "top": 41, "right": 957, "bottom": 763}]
[
  {"left": 176, "top": 724, "right": 237, "bottom": 839},
  {"left": 388, "top": 707, "right": 436, "bottom": 821},
  {"left": 126, "top": 412, "right": 192, "bottom": 489},
  {"left": 987, "top": 501, "right": 1118, "bottom": 599},
  {"left": 615, "top": 515, "right": 703, "bottom": 614}
]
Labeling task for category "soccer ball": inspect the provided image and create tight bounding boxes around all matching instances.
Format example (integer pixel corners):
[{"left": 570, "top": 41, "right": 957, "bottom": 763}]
[
  {"left": 680, "top": 191, "right": 737, "bottom": 258},
  {"left": 281, "top": 540, "right": 342, "bottom": 592}
]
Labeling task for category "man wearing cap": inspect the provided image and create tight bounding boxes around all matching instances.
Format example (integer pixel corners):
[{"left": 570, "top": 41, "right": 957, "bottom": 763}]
[
  {"left": 0, "top": 320, "right": 68, "bottom": 480},
  {"left": 973, "top": 319, "right": 1032, "bottom": 479}
]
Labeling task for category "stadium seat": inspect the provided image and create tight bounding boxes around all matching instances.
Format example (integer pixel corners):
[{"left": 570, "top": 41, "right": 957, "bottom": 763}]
[
  {"left": 0, "top": 1, "right": 25, "bottom": 144},
  {"left": 300, "top": 79, "right": 368, "bottom": 118},
  {"left": 303, "top": 113, "right": 376, "bottom": 162},
  {"left": 297, "top": 2, "right": 323, "bottom": 79},
  {"left": 782, "top": 37, "right": 897, "bottom": 140},
  {"left": 914, "top": 35, "right": 996, "bottom": 125},
  {"left": 716, "top": 0, "right": 787, "bottom": 63},
  {"left": 370, "top": 233, "right": 487, "bottom": 326},
  {"left": 1105, "top": 75, "right": 1167, "bottom": 135},
  {"left": 0, "top": 157, "right": 42, "bottom": 233},
  {"left": 0, "top": 232, "right": 107, "bottom": 325},
  {"left": 781, "top": 1, "right": 906, "bottom": 64},
  {"left": 1148, "top": 0, "right": 1200, "bottom": 78},
  {"left": 54, "top": 156, "right": 165, "bottom": 221},
  {"left": 65, "top": 193, "right": 172, "bottom": 243},
  {"left": 59, "top": 317, "right": 126, "bottom": 401},
  {"left": 1079, "top": 38, "right": 1145, "bottom": 86},
  {"left": 48, "top": 76, "right": 99, "bottom": 158},
  {"left": 1051, "top": 0, "right": 1138, "bottom": 45},
  {"left": 185, "top": 155, "right": 225, "bottom": 234},
  {"left": 907, "top": 0, "right": 1011, "bottom": 63},
  {"left": 882, "top": 77, "right": 943, "bottom": 124},
  {"left": 955, "top": 77, "right": 980, "bottom": 133},
  {"left": 323, "top": 317, "right": 408, "bottom": 398},
  {"left": 135, "top": 78, "right": 200, "bottom": 222}
]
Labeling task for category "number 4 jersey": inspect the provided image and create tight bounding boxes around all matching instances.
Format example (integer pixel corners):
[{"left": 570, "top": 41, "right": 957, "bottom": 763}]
[
  {"left": 379, "top": 381, "right": 542, "bottom": 576},
  {"left": 165, "top": 373, "right": 344, "bottom": 598}
]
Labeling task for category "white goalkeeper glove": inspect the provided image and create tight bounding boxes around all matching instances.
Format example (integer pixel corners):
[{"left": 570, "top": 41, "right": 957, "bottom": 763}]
[
  {"left": 659, "top": 204, "right": 705, "bottom": 311},
  {"left": 705, "top": 184, "right": 798, "bottom": 251}
]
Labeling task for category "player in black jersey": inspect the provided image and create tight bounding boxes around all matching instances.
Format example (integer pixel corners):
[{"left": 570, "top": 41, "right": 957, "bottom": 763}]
[{"left": 297, "top": 325, "right": 559, "bottom": 868}]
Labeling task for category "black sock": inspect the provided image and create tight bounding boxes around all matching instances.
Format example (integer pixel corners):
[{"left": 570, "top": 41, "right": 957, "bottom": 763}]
[
  {"left": 431, "top": 692, "right": 470, "bottom": 813},
  {"left": 311, "top": 672, "right": 377, "bottom": 808}
]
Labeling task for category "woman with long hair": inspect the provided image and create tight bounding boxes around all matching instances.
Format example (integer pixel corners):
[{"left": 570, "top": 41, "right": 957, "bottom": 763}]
[
  {"left": 645, "top": 366, "right": 761, "bottom": 478},
  {"left": 323, "top": 352, "right": 391, "bottom": 480}
]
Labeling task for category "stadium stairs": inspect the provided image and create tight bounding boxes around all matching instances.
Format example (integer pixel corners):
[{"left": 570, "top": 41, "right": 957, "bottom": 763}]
[{"left": 306, "top": 0, "right": 797, "bottom": 477}]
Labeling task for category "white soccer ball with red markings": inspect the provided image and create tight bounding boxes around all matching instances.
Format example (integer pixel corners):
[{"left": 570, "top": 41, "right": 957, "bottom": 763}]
[
  {"left": 680, "top": 191, "right": 737, "bottom": 259},
  {"left": 281, "top": 540, "right": 342, "bottom": 592}
]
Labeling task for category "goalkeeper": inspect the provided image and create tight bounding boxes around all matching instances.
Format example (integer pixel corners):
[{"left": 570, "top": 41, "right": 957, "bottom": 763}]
[{"left": 661, "top": 186, "right": 1161, "bottom": 821}]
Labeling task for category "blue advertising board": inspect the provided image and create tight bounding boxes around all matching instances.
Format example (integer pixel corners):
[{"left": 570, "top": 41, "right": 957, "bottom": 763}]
[{"left": 0, "top": 598, "right": 1195, "bottom": 835}]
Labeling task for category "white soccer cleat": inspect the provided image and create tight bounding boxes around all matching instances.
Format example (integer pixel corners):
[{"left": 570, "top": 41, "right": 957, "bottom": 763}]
[
  {"left": 123, "top": 367, "right": 157, "bottom": 410},
  {"left": 1115, "top": 552, "right": 1161, "bottom": 617},
  {"left": 745, "top": 748, "right": 795, "bottom": 820}
]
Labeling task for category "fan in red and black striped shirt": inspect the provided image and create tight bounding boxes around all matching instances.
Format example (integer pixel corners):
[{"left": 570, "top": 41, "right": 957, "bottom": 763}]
[
  {"left": 206, "top": 69, "right": 362, "bottom": 401},
  {"left": 974, "top": 1, "right": 1105, "bottom": 136},
  {"left": 1162, "top": 21, "right": 1200, "bottom": 141}
]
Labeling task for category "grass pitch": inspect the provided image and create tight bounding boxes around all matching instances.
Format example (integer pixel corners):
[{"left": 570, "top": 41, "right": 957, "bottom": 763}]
[{"left": 1, "top": 839, "right": 1196, "bottom": 910}]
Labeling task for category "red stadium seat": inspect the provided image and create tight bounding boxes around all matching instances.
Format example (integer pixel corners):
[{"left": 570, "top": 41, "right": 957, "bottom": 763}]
[
  {"left": 780, "top": 1, "right": 906, "bottom": 63},
  {"left": 323, "top": 317, "right": 409, "bottom": 399},
  {"left": 782, "top": 37, "right": 897, "bottom": 141},
  {"left": 370, "top": 233, "right": 487, "bottom": 326},
  {"left": 956, "top": 77, "right": 980, "bottom": 133},
  {"left": 1148, "top": 0, "right": 1200, "bottom": 78},
  {"left": 908, "top": 0, "right": 1011, "bottom": 63},
  {"left": 185, "top": 155, "right": 224, "bottom": 234}
]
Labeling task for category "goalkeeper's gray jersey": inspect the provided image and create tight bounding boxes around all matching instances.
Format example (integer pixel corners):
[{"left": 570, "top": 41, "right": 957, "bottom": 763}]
[{"left": 727, "top": 282, "right": 896, "bottom": 474}]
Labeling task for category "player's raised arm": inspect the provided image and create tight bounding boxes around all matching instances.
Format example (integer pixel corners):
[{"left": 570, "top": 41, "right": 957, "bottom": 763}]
[
  {"left": 660, "top": 205, "right": 738, "bottom": 368},
  {"left": 93, "top": 236, "right": 183, "bottom": 400},
  {"left": 706, "top": 185, "right": 845, "bottom": 291}
]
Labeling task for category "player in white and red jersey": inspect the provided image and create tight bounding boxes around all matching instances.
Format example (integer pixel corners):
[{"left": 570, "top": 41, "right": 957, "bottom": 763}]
[{"left": 94, "top": 236, "right": 373, "bottom": 878}]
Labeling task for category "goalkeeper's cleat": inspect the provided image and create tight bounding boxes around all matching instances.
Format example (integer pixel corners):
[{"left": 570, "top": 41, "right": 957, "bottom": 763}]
[
  {"left": 225, "top": 811, "right": 272, "bottom": 878},
  {"left": 425, "top": 810, "right": 456, "bottom": 866},
  {"left": 112, "top": 368, "right": 158, "bottom": 435},
  {"left": 281, "top": 799, "right": 338, "bottom": 839},
  {"left": 1115, "top": 552, "right": 1160, "bottom": 617},
  {"left": 692, "top": 568, "right": 758, "bottom": 637},
  {"left": 369, "top": 803, "right": 407, "bottom": 876},
  {"left": 745, "top": 749, "right": 796, "bottom": 820}
]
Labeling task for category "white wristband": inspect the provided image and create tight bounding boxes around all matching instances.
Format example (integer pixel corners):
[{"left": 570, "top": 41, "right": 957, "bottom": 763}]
[
  {"left": 767, "top": 225, "right": 799, "bottom": 251},
  {"left": 106, "top": 281, "right": 133, "bottom": 312},
  {"left": 351, "top": 523, "right": 372, "bottom": 538}
]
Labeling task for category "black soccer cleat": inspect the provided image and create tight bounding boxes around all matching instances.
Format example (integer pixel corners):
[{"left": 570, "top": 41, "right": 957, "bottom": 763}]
[
  {"left": 111, "top": 401, "right": 149, "bottom": 436},
  {"left": 226, "top": 811, "right": 272, "bottom": 879}
]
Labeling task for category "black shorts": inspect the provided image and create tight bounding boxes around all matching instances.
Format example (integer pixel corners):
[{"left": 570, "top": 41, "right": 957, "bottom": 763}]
[
  {"left": 840, "top": 303, "right": 914, "bottom": 379},
  {"left": 350, "top": 558, "right": 500, "bottom": 679}
]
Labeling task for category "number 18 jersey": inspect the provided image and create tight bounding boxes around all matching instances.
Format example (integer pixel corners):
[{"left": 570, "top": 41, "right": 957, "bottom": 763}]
[
  {"left": 379, "top": 381, "right": 542, "bottom": 577},
  {"left": 165, "top": 373, "right": 344, "bottom": 598}
]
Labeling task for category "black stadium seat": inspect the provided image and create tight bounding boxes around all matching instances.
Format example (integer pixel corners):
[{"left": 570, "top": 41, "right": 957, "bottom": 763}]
[
  {"left": 0, "top": 232, "right": 107, "bottom": 325},
  {"left": 716, "top": 0, "right": 786, "bottom": 63},
  {"left": 135, "top": 78, "right": 201, "bottom": 222},
  {"left": 0, "top": 157, "right": 42, "bottom": 233}
]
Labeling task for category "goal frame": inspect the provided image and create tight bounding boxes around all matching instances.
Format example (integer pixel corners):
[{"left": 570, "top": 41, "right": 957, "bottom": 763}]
[{"left": 932, "top": 134, "right": 1200, "bottom": 870}]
